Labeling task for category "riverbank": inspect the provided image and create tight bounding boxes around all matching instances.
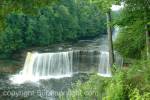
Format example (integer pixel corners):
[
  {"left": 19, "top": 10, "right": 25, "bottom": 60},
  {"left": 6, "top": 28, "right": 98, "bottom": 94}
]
[{"left": 0, "top": 60, "right": 23, "bottom": 74}]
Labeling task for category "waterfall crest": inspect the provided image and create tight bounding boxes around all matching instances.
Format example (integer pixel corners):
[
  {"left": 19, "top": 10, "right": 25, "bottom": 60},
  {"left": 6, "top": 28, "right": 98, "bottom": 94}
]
[{"left": 10, "top": 51, "right": 73, "bottom": 84}]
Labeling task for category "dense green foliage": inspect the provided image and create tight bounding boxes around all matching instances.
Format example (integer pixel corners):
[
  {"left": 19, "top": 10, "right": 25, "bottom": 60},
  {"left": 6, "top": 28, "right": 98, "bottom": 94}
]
[
  {"left": 60, "top": 75, "right": 107, "bottom": 100},
  {"left": 0, "top": 0, "right": 57, "bottom": 30},
  {"left": 92, "top": 0, "right": 120, "bottom": 12},
  {"left": 0, "top": 0, "right": 106, "bottom": 58},
  {"left": 62, "top": 0, "right": 150, "bottom": 100},
  {"left": 104, "top": 60, "right": 150, "bottom": 100},
  {"left": 0, "top": 0, "right": 149, "bottom": 99},
  {"left": 114, "top": 24, "right": 146, "bottom": 59},
  {"left": 114, "top": 0, "right": 150, "bottom": 59},
  {"left": 66, "top": 60, "right": 150, "bottom": 100}
]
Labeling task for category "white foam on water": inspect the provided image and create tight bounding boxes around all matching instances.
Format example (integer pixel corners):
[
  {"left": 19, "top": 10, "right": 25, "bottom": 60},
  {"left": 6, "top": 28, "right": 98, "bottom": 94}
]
[
  {"left": 10, "top": 74, "right": 72, "bottom": 84},
  {"left": 97, "top": 73, "right": 112, "bottom": 77},
  {"left": 98, "top": 51, "right": 112, "bottom": 77},
  {"left": 10, "top": 51, "right": 73, "bottom": 84}
]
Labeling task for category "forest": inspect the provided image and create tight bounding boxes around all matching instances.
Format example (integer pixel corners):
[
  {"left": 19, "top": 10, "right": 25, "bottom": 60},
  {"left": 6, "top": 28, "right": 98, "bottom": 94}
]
[
  {"left": 0, "top": 0, "right": 106, "bottom": 58},
  {"left": 0, "top": 0, "right": 150, "bottom": 100}
]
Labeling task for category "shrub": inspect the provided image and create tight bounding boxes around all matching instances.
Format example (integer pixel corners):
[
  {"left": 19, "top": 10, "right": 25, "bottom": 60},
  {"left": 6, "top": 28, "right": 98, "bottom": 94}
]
[{"left": 66, "top": 60, "right": 150, "bottom": 100}]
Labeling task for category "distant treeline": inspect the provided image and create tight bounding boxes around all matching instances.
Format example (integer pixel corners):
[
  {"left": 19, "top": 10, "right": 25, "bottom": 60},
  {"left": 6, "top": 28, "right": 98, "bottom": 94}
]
[{"left": 0, "top": 0, "right": 106, "bottom": 58}]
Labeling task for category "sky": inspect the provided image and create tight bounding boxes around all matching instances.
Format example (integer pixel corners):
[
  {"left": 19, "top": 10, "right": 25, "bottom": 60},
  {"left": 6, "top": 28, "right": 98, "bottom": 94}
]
[{"left": 111, "top": 2, "right": 124, "bottom": 11}]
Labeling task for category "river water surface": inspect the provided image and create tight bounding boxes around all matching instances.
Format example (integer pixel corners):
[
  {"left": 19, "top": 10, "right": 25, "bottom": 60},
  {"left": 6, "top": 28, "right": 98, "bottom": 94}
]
[{"left": 0, "top": 35, "right": 123, "bottom": 100}]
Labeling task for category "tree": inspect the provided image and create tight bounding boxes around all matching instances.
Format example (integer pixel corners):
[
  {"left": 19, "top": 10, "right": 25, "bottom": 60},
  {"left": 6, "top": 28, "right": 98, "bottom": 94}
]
[
  {"left": 91, "top": 0, "right": 120, "bottom": 66},
  {"left": 145, "top": 23, "right": 149, "bottom": 59},
  {"left": 114, "top": 0, "right": 150, "bottom": 59},
  {"left": 106, "top": 9, "right": 114, "bottom": 67},
  {"left": 0, "top": 0, "right": 57, "bottom": 31},
  {"left": 125, "top": 0, "right": 149, "bottom": 59},
  {"left": 0, "top": 0, "right": 106, "bottom": 58}
]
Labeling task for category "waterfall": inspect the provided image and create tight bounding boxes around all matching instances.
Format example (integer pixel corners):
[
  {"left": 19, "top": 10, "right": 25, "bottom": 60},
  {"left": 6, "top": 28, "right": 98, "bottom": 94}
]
[
  {"left": 9, "top": 34, "right": 123, "bottom": 84},
  {"left": 98, "top": 51, "right": 112, "bottom": 77},
  {"left": 113, "top": 26, "right": 120, "bottom": 41},
  {"left": 98, "top": 26, "right": 123, "bottom": 77},
  {"left": 10, "top": 51, "right": 73, "bottom": 84},
  {"left": 98, "top": 51, "right": 123, "bottom": 77},
  {"left": 72, "top": 50, "right": 100, "bottom": 73}
]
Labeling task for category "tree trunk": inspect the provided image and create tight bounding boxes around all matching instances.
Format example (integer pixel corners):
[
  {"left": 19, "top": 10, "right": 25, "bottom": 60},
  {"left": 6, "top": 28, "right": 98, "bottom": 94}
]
[
  {"left": 145, "top": 24, "right": 149, "bottom": 59},
  {"left": 106, "top": 10, "right": 114, "bottom": 66}
]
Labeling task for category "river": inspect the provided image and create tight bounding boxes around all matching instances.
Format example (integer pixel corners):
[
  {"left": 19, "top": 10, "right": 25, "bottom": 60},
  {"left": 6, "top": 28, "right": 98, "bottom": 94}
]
[{"left": 0, "top": 34, "right": 123, "bottom": 100}]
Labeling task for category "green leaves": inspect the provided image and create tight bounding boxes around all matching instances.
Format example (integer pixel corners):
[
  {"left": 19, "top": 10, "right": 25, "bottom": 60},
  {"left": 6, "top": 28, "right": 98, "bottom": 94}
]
[
  {"left": 114, "top": 0, "right": 149, "bottom": 59},
  {"left": 66, "top": 75, "right": 107, "bottom": 100},
  {"left": 91, "top": 0, "right": 120, "bottom": 12},
  {"left": 0, "top": 0, "right": 106, "bottom": 57},
  {"left": 0, "top": 0, "right": 57, "bottom": 30}
]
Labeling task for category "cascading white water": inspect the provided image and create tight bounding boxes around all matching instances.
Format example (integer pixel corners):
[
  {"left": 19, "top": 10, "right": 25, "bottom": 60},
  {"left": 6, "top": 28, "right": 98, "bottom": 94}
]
[
  {"left": 23, "top": 52, "right": 73, "bottom": 77},
  {"left": 9, "top": 29, "right": 123, "bottom": 84},
  {"left": 98, "top": 51, "right": 123, "bottom": 77},
  {"left": 98, "top": 26, "right": 123, "bottom": 77},
  {"left": 113, "top": 26, "right": 120, "bottom": 41},
  {"left": 10, "top": 51, "right": 73, "bottom": 84},
  {"left": 98, "top": 51, "right": 112, "bottom": 77}
]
